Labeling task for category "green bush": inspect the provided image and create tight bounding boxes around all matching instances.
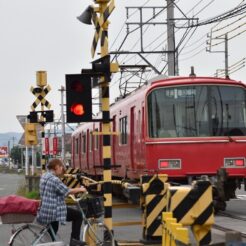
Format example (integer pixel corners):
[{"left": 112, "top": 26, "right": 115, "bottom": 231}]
[
  {"left": 26, "top": 190, "right": 40, "bottom": 199},
  {"left": 16, "top": 179, "right": 40, "bottom": 199}
]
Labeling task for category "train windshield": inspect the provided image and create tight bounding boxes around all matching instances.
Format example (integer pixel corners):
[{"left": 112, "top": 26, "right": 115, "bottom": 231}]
[{"left": 148, "top": 85, "right": 246, "bottom": 138}]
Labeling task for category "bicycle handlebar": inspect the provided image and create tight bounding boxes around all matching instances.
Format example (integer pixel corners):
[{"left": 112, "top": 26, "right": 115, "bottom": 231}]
[{"left": 69, "top": 192, "right": 88, "bottom": 203}]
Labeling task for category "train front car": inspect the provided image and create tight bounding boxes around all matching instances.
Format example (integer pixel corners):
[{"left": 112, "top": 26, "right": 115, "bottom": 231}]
[{"left": 146, "top": 76, "right": 246, "bottom": 210}]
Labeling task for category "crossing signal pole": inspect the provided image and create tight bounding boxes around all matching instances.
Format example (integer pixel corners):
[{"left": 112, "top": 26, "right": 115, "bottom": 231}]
[
  {"left": 37, "top": 71, "right": 48, "bottom": 173},
  {"left": 27, "top": 71, "right": 53, "bottom": 173},
  {"left": 99, "top": 1, "right": 113, "bottom": 232},
  {"left": 77, "top": 0, "right": 118, "bottom": 232}
]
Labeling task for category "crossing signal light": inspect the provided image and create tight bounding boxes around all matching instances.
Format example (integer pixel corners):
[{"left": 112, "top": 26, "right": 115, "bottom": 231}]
[
  {"left": 25, "top": 123, "right": 38, "bottom": 146},
  {"left": 66, "top": 74, "right": 92, "bottom": 123}
]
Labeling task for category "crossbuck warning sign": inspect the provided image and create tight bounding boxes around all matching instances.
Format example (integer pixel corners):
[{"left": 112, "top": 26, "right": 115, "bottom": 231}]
[
  {"left": 30, "top": 85, "right": 51, "bottom": 111},
  {"left": 91, "top": 0, "right": 115, "bottom": 58}
]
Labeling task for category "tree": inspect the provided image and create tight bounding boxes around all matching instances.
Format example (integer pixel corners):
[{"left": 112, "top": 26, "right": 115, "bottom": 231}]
[{"left": 10, "top": 145, "right": 24, "bottom": 167}]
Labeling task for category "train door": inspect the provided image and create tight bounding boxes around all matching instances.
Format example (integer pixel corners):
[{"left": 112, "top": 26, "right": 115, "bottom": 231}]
[
  {"left": 86, "top": 129, "right": 89, "bottom": 169},
  {"left": 81, "top": 132, "right": 86, "bottom": 170},
  {"left": 112, "top": 115, "right": 116, "bottom": 165},
  {"left": 140, "top": 103, "right": 146, "bottom": 165},
  {"left": 130, "top": 106, "right": 136, "bottom": 168},
  {"left": 79, "top": 133, "right": 82, "bottom": 170},
  {"left": 92, "top": 125, "right": 95, "bottom": 168},
  {"left": 72, "top": 137, "right": 75, "bottom": 167},
  {"left": 135, "top": 109, "right": 141, "bottom": 164}
]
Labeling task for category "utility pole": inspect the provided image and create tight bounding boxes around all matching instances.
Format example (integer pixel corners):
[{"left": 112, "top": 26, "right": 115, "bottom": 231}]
[
  {"left": 207, "top": 33, "right": 230, "bottom": 78},
  {"left": 166, "top": 0, "right": 176, "bottom": 76},
  {"left": 60, "top": 86, "right": 66, "bottom": 162},
  {"left": 225, "top": 33, "right": 229, "bottom": 78},
  {"left": 8, "top": 140, "right": 11, "bottom": 168}
]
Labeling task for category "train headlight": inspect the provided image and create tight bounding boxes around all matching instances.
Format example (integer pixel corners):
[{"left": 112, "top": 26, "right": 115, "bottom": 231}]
[
  {"left": 158, "top": 159, "right": 181, "bottom": 169},
  {"left": 224, "top": 158, "right": 245, "bottom": 168}
]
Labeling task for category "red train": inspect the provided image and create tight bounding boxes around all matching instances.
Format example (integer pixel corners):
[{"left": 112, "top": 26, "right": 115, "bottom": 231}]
[{"left": 71, "top": 75, "right": 246, "bottom": 209}]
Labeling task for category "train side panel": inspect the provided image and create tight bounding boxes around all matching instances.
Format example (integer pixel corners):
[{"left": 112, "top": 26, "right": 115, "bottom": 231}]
[
  {"left": 144, "top": 138, "right": 246, "bottom": 179},
  {"left": 71, "top": 76, "right": 246, "bottom": 182}
]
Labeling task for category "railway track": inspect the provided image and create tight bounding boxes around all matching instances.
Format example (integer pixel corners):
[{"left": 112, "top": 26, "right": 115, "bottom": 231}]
[
  {"left": 217, "top": 211, "right": 246, "bottom": 222},
  {"left": 213, "top": 212, "right": 246, "bottom": 238}
]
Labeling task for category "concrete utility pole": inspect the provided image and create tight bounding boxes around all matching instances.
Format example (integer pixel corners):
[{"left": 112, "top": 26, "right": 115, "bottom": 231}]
[
  {"left": 207, "top": 33, "right": 231, "bottom": 78},
  {"left": 225, "top": 33, "right": 229, "bottom": 78},
  {"left": 166, "top": 0, "right": 176, "bottom": 76}
]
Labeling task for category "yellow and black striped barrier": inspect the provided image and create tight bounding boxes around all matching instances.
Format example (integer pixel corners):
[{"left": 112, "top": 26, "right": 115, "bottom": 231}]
[
  {"left": 141, "top": 174, "right": 169, "bottom": 242},
  {"left": 167, "top": 180, "right": 214, "bottom": 245},
  {"left": 162, "top": 212, "right": 190, "bottom": 246},
  {"left": 62, "top": 168, "right": 81, "bottom": 188}
]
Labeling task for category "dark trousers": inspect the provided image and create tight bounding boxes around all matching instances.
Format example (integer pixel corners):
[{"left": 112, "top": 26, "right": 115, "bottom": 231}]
[{"left": 49, "top": 206, "right": 82, "bottom": 241}]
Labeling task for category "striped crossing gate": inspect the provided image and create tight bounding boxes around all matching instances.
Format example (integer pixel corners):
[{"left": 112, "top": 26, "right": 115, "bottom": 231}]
[
  {"left": 167, "top": 180, "right": 214, "bottom": 245},
  {"left": 141, "top": 174, "right": 169, "bottom": 242},
  {"left": 62, "top": 168, "right": 81, "bottom": 188}
]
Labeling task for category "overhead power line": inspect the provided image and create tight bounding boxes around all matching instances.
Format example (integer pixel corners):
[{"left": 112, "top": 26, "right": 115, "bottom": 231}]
[
  {"left": 180, "top": 3, "right": 246, "bottom": 28},
  {"left": 212, "top": 13, "right": 246, "bottom": 33}
]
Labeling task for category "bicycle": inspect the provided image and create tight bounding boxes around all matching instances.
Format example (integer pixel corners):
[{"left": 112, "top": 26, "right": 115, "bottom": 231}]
[
  {"left": 5, "top": 192, "right": 114, "bottom": 246},
  {"left": 4, "top": 212, "right": 61, "bottom": 246},
  {"left": 69, "top": 193, "right": 115, "bottom": 246}
]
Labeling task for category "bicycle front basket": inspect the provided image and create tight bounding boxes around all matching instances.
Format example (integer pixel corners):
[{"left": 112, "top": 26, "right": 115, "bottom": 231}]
[{"left": 79, "top": 196, "right": 104, "bottom": 218}]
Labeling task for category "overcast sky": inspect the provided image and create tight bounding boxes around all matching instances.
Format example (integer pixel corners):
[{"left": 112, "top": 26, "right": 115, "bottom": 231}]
[{"left": 0, "top": 0, "right": 245, "bottom": 133}]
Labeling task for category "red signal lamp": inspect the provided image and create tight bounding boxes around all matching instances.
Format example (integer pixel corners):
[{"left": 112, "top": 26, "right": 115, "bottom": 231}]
[
  {"left": 71, "top": 80, "right": 84, "bottom": 92},
  {"left": 71, "top": 103, "right": 85, "bottom": 116},
  {"left": 66, "top": 74, "right": 92, "bottom": 122}
]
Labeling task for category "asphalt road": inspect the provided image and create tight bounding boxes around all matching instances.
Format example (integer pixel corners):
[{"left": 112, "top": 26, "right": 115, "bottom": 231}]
[{"left": 0, "top": 172, "right": 25, "bottom": 245}]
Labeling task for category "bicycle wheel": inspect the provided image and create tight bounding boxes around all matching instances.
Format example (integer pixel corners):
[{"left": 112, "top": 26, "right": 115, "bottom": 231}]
[
  {"left": 83, "top": 221, "right": 114, "bottom": 246},
  {"left": 9, "top": 223, "right": 53, "bottom": 246}
]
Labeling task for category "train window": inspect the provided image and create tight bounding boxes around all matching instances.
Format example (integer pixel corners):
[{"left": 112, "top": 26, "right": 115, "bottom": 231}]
[
  {"left": 137, "top": 110, "right": 141, "bottom": 136},
  {"left": 89, "top": 131, "right": 93, "bottom": 152},
  {"left": 94, "top": 128, "right": 99, "bottom": 150},
  {"left": 147, "top": 85, "right": 246, "bottom": 138},
  {"left": 119, "top": 116, "right": 128, "bottom": 144},
  {"left": 76, "top": 138, "right": 79, "bottom": 155},
  {"left": 82, "top": 134, "right": 86, "bottom": 153}
]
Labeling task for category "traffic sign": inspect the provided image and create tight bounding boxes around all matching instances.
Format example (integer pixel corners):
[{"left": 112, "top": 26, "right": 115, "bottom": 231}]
[{"left": 16, "top": 115, "right": 27, "bottom": 129}]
